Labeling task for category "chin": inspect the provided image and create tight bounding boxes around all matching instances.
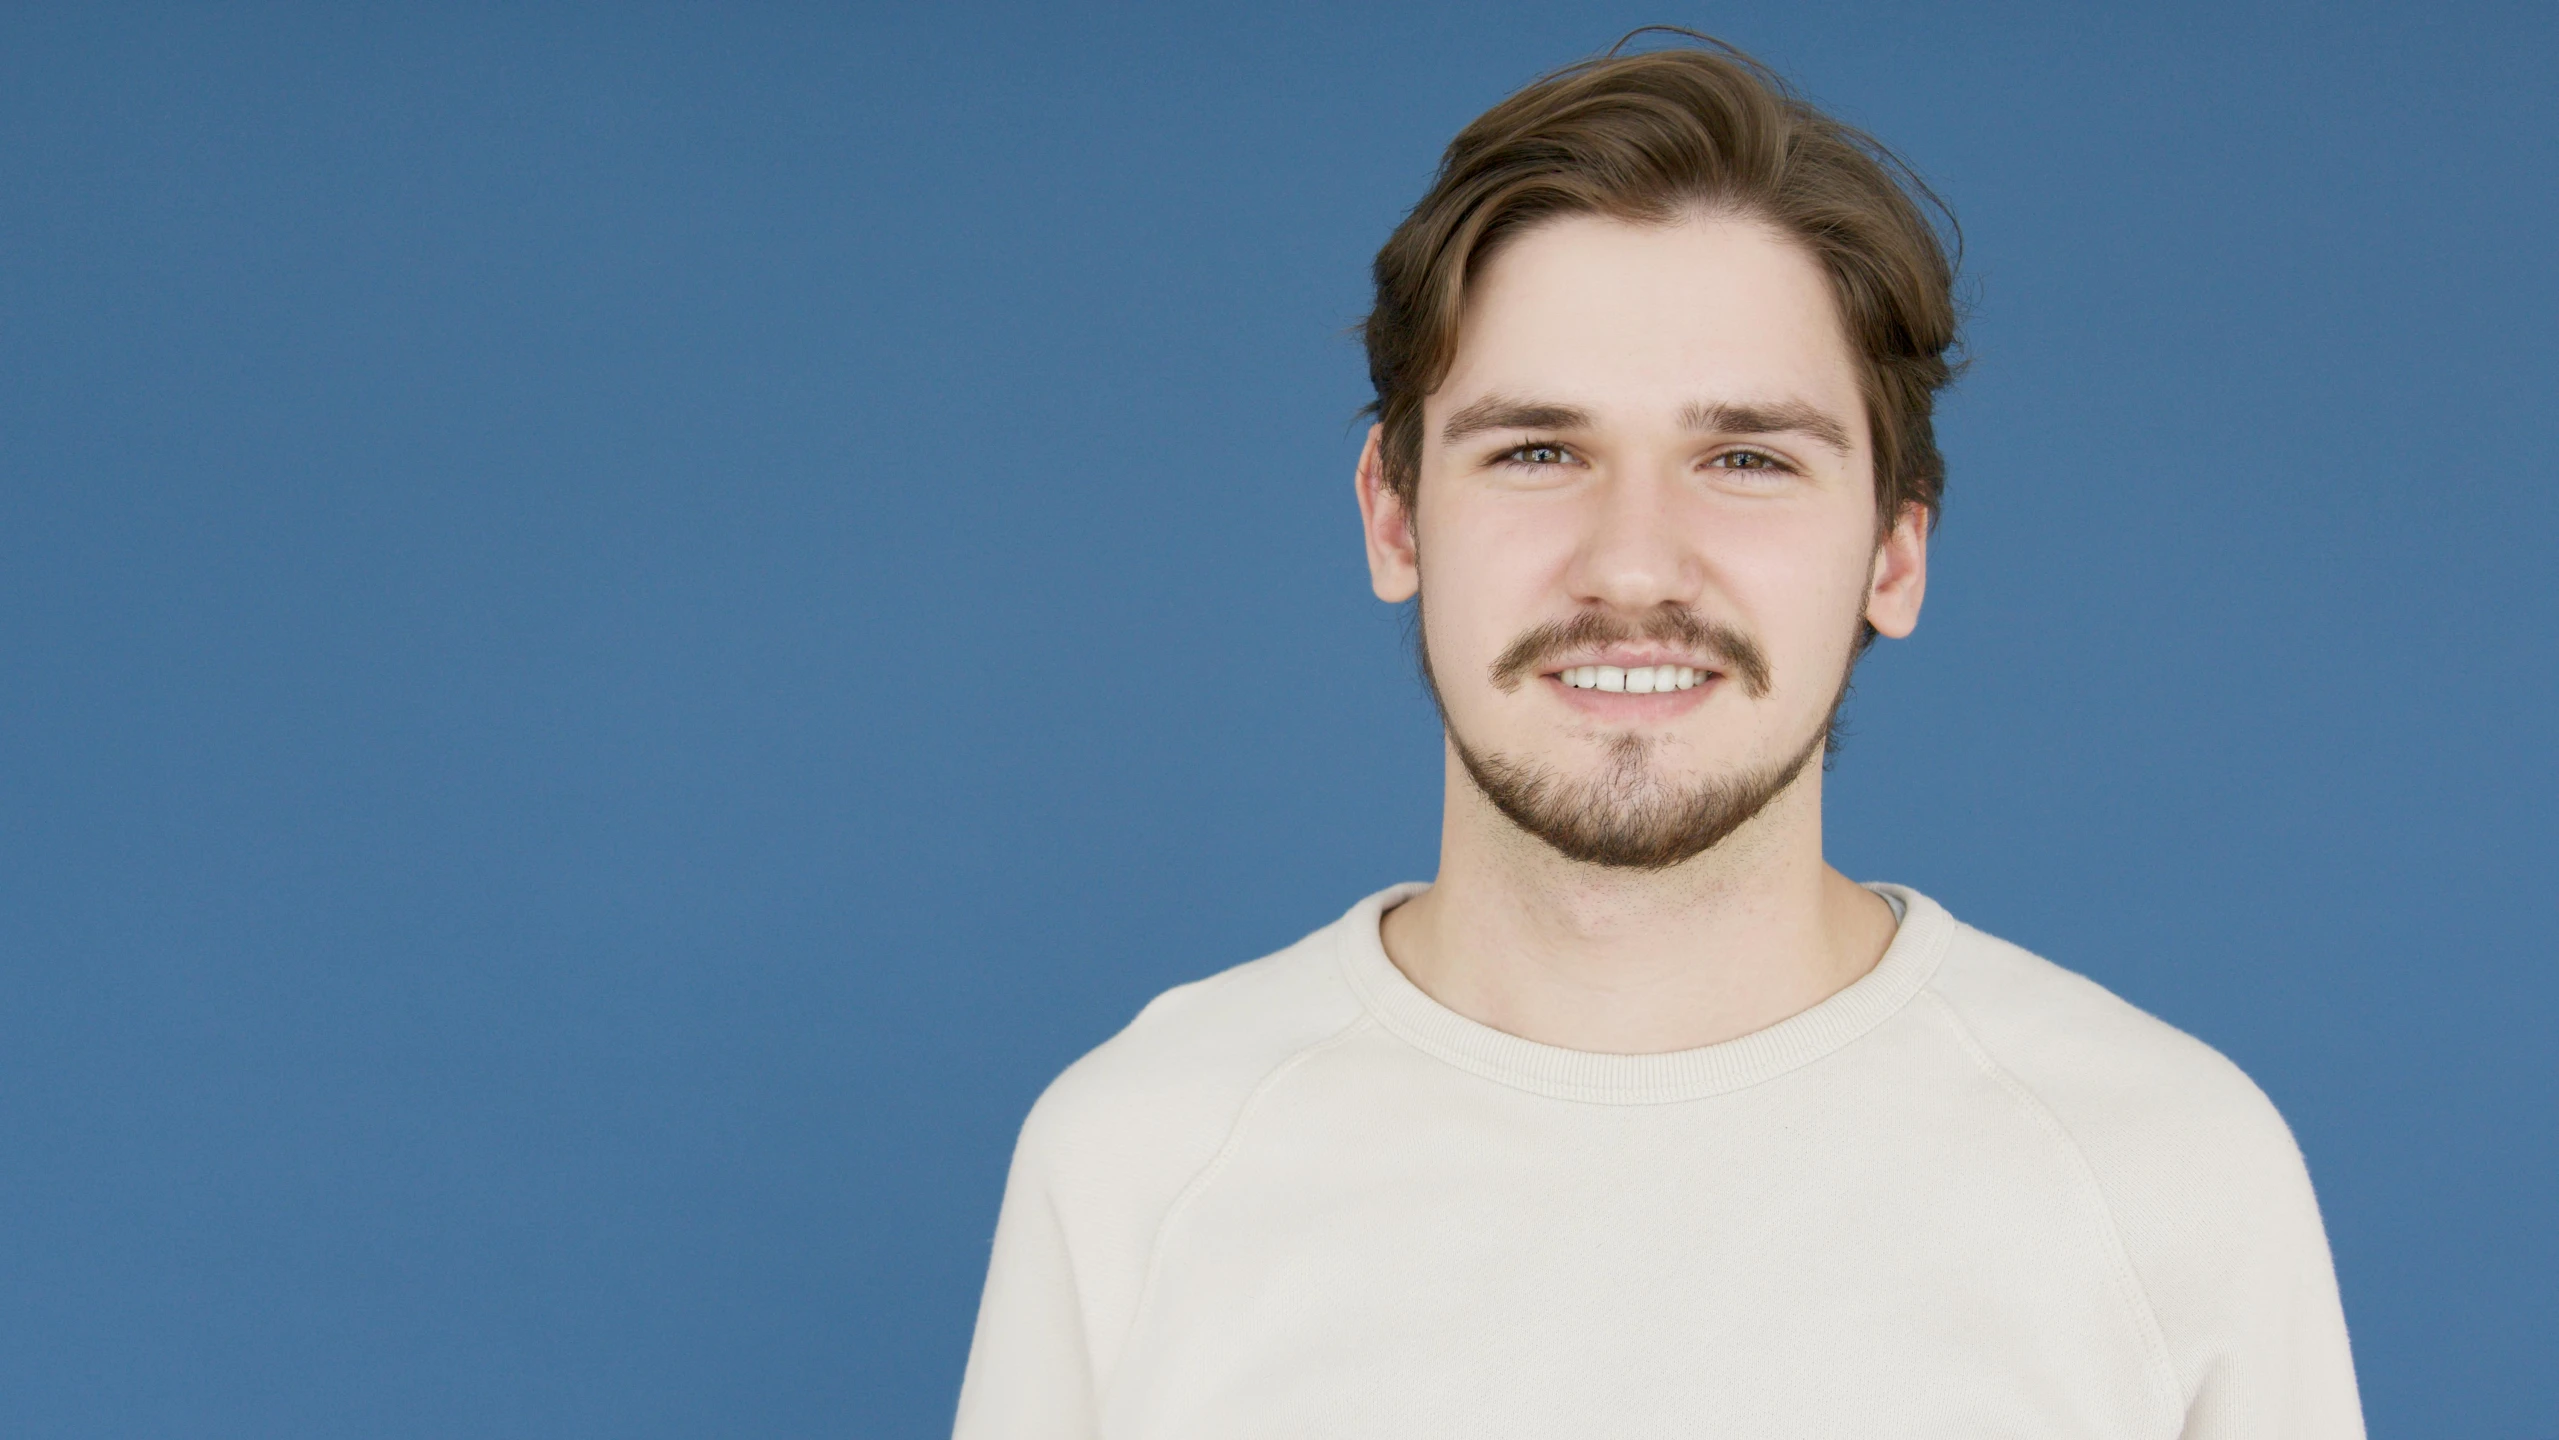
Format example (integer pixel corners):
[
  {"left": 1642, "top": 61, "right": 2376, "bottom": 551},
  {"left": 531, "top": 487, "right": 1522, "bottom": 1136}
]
[{"left": 1454, "top": 726, "right": 1824, "bottom": 872}]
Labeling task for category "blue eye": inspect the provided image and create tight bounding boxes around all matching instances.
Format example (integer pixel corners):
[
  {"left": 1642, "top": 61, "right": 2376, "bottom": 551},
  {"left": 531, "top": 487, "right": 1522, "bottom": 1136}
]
[
  {"left": 1505, "top": 443, "right": 1572, "bottom": 466},
  {"left": 1715, "top": 449, "right": 1780, "bottom": 469},
  {"left": 1710, "top": 448, "right": 1796, "bottom": 477}
]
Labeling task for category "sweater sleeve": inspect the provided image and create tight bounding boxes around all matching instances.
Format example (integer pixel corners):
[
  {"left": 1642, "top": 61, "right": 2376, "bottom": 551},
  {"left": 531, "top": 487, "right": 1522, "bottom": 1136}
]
[
  {"left": 948, "top": 918, "right": 1376, "bottom": 1438},
  {"left": 1927, "top": 926, "right": 2363, "bottom": 1438},
  {"left": 2163, "top": 1114, "right": 2361, "bottom": 1439},
  {"left": 951, "top": 1125, "right": 1099, "bottom": 1440}
]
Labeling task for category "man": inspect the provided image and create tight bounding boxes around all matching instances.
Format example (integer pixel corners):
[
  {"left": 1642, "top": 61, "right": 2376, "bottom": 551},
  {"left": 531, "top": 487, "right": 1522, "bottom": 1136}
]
[{"left": 955, "top": 37, "right": 2360, "bottom": 1439}]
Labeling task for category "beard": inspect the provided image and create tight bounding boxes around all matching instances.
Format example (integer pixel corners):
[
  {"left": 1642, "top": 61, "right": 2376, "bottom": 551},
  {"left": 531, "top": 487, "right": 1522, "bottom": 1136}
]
[{"left": 1418, "top": 599, "right": 1857, "bottom": 872}]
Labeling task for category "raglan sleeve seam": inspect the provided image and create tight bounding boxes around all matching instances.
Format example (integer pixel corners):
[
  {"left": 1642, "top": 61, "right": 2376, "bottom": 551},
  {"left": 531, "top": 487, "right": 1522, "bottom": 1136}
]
[
  {"left": 1093, "top": 1011, "right": 1378, "bottom": 1408},
  {"left": 1917, "top": 987, "right": 2194, "bottom": 1434}
]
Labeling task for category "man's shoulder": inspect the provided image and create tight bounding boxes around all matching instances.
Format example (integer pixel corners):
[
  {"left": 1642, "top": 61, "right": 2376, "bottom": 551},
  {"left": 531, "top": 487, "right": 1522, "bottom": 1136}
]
[
  {"left": 1010, "top": 890, "right": 1385, "bottom": 1192},
  {"left": 1921, "top": 911, "right": 2296, "bottom": 1160},
  {"left": 965, "top": 895, "right": 1389, "bottom": 1396},
  {"left": 1916, "top": 904, "right": 2336, "bottom": 1375},
  {"left": 988, "top": 892, "right": 1388, "bottom": 1368}
]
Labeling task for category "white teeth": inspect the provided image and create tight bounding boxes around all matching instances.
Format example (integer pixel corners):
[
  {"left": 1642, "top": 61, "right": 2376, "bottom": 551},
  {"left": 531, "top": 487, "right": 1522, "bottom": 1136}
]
[{"left": 1557, "top": 664, "right": 1712, "bottom": 692}]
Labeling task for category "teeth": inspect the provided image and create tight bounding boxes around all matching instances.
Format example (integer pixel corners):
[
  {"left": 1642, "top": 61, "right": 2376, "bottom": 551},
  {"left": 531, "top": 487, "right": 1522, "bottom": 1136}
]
[{"left": 1557, "top": 665, "right": 1709, "bottom": 693}]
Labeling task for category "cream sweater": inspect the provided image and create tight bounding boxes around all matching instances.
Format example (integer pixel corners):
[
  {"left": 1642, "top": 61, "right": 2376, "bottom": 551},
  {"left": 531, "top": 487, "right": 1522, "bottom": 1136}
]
[{"left": 954, "top": 885, "right": 2361, "bottom": 1438}]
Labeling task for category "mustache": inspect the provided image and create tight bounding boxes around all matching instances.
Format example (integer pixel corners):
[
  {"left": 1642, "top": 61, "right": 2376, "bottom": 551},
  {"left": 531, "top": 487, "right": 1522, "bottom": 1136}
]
[{"left": 1489, "top": 607, "right": 1773, "bottom": 699}]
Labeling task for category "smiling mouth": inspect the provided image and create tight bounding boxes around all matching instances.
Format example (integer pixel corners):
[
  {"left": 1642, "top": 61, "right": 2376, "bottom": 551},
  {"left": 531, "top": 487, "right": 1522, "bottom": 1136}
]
[{"left": 1553, "top": 664, "right": 1711, "bottom": 694}]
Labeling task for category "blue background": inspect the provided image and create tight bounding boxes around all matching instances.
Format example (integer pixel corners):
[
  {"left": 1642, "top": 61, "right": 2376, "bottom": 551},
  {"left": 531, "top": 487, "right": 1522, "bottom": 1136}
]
[{"left": 4, "top": 2, "right": 2551, "bottom": 1434}]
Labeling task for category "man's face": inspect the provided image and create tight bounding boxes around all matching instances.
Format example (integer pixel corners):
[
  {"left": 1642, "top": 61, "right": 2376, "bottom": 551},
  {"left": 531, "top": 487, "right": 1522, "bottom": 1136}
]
[{"left": 1358, "top": 211, "right": 1927, "bottom": 868}]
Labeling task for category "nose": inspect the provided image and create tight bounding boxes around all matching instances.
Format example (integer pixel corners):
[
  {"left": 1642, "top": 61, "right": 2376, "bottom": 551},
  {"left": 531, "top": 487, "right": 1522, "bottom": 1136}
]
[{"left": 1565, "top": 465, "right": 1700, "bottom": 612}]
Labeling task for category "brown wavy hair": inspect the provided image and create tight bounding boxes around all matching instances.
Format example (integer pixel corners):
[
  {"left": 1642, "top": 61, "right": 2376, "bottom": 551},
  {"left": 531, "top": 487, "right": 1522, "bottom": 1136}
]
[{"left": 1362, "top": 32, "right": 1963, "bottom": 533}]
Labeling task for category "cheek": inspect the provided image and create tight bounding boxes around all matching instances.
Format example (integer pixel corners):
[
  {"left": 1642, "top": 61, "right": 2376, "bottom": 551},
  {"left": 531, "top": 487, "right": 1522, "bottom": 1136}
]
[
  {"left": 1416, "top": 560, "right": 1510, "bottom": 691},
  {"left": 1710, "top": 521, "right": 1876, "bottom": 671},
  {"left": 1418, "top": 499, "right": 1574, "bottom": 667}
]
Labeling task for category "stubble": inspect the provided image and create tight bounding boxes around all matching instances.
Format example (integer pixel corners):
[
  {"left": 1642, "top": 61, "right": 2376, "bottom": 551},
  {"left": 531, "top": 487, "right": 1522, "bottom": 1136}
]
[{"left": 1417, "top": 598, "right": 1855, "bottom": 872}]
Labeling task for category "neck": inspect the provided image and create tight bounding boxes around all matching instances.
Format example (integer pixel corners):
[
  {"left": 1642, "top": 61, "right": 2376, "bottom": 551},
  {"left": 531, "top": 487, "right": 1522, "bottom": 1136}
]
[{"left": 1379, "top": 741, "right": 1898, "bottom": 1054}]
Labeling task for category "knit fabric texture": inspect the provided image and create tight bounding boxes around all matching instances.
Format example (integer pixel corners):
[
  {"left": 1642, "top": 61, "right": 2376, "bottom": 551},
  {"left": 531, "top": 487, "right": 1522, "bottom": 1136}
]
[{"left": 954, "top": 885, "right": 2362, "bottom": 1439}]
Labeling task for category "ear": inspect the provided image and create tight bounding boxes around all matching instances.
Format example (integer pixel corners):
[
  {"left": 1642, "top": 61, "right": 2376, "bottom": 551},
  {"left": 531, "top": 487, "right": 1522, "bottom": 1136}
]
[
  {"left": 1863, "top": 502, "right": 1928, "bottom": 639},
  {"left": 1356, "top": 424, "right": 1421, "bottom": 603}
]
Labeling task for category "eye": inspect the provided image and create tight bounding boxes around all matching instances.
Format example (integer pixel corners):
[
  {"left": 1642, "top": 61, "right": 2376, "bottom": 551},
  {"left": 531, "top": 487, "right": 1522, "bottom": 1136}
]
[
  {"left": 1499, "top": 441, "right": 1577, "bottom": 468},
  {"left": 1707, "top": 447, "right": 1797, "bottom": 478}
]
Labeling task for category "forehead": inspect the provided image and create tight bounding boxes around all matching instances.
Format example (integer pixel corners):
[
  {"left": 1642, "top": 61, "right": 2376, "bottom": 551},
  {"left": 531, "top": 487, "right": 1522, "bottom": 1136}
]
[{"left": 1434, "top": 211, "right": 1864, "bottom": 435}]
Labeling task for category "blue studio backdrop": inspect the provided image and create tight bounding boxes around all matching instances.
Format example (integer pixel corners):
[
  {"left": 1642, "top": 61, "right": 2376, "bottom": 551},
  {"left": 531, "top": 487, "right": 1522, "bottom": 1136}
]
[{"left": 4, "top": 3, "right": 2552, "bottom": 1435}]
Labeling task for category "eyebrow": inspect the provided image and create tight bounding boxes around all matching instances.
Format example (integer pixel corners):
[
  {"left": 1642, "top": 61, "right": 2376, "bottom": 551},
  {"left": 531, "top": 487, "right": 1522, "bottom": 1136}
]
[
  {"left": 1680, "top": 399, "right": 1854, "bottom": 455},
  {"left": 1439, "top": 397, "right": 1595, "bottom": 445},
  {"left": 1438, "top": 393, "right": 1854, "bottom": 455}
]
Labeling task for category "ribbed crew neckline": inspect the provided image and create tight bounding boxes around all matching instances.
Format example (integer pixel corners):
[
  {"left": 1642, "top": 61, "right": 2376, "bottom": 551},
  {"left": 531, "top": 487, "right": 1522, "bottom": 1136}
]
[{"left": 1331, "top": 882, "right": 1955, "bottom": 1105}]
